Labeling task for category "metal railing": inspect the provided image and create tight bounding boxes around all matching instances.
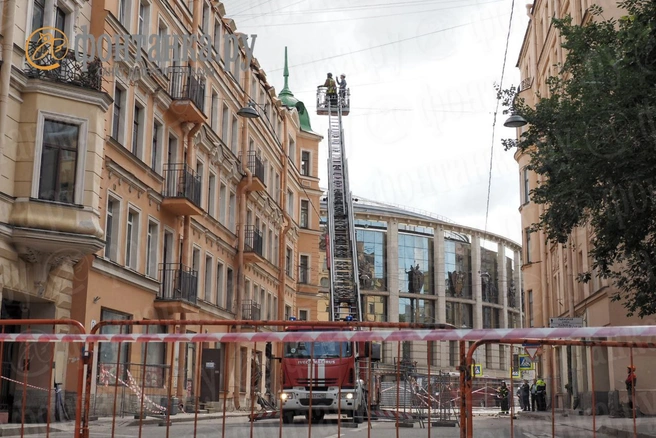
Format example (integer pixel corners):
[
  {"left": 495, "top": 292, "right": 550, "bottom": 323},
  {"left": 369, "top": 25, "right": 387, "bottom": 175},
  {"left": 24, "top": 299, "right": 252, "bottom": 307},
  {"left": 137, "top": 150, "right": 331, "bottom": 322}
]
[
  {"left": 247, "top": 150, "right": 265, "bottom": 183},
  {"left": 241, "top": 300, "right": 261, "bottom": 321},
  {"left": 168, "top": 65, "right": 205, "bottom": 112},
  {"left": 24, "top": 41, "right": 102, "bottom": 91},
  {"left": 244, "top": 225, "right": 263, "bottom": 257},
  {"left": 158, "top": 263, "right": 198, "bottom": 304},
  {"left": 162, "top": 163, "right": 202, "bottom": 207}
]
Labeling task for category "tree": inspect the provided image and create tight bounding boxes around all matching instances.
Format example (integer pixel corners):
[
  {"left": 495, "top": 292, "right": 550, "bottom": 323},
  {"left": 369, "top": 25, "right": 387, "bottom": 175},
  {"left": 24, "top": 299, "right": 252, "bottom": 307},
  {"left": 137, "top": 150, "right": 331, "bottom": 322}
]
[{"left": 500, "top": 0, "right": 656, "bottom": 317}]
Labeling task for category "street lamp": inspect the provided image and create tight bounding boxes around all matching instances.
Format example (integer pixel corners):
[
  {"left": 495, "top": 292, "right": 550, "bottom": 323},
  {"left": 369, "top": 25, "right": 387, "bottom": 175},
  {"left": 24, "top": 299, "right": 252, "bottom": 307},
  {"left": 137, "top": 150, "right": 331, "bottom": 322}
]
[
  {"left": 237, "top": 101, "right": 269, "bottom": 119},
  {"left": 503, "top": 114, "right": 528, "bottom": 128}
]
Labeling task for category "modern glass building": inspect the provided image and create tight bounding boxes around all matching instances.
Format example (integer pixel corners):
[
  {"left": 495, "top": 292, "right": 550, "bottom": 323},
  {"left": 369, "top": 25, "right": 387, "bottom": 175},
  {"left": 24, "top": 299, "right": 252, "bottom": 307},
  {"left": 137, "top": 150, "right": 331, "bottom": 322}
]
[{"left": 319, "top": 197, "right": 523, "bottom": 378}]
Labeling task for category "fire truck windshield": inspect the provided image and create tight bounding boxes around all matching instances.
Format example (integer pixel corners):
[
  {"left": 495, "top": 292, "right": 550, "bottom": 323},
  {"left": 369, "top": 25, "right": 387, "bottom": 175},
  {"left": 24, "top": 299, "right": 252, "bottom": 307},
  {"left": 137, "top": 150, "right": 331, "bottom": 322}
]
[{"left": 283, "top": 341, "right": 352, "bottom": 358}]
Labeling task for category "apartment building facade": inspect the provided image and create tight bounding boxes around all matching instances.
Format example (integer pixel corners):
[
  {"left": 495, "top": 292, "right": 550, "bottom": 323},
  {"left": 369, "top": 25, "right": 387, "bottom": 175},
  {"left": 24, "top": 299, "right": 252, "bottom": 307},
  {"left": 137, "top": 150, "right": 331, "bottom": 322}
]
[
  {"left": 0, "top": 0, "right": 322, "bottom": 421},
  {"left": 514, "top": 0, "right": 656, "bottom": 414}
]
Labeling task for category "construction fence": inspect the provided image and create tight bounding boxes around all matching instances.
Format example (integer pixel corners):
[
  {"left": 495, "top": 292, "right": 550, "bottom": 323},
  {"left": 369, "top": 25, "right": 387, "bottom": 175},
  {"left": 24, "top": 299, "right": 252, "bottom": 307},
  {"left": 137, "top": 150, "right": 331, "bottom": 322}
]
[{"left": 0, "top": 319, "right": 655, "bottom": 438}]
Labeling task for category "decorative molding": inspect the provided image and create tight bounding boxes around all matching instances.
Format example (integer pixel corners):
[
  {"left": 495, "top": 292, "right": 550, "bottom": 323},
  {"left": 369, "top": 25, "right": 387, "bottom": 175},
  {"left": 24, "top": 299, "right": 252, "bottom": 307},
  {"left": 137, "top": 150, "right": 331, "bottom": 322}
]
[
  {"left": 22, "top": 79, "right": 112, "bottom": 112},
  {"left": 105, "top": 159, "right": 148, "bottom": 195},
  {"left": 92, "top": 256, "right": 160, "bottom": 294}
]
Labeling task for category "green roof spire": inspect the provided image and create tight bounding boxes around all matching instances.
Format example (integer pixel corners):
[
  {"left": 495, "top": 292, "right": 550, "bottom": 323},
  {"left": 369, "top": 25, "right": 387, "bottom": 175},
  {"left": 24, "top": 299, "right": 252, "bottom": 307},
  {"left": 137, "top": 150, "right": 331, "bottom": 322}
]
[
  {"left": 279, "top": 46, "right": 293, "bottom": 98},
  {"left": 277, "top": 47, "right": 314, "bottom": 133}
]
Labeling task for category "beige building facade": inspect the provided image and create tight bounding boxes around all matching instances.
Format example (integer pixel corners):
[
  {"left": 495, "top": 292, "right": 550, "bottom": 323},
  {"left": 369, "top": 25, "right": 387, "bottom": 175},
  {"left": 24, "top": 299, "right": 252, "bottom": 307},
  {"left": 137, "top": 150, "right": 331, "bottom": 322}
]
[
  {"left": 514, "top": 0, "right": 656, "bottom": 414},
  {"left": 0, "top": 0, "right": 322, "bottom": 421}
]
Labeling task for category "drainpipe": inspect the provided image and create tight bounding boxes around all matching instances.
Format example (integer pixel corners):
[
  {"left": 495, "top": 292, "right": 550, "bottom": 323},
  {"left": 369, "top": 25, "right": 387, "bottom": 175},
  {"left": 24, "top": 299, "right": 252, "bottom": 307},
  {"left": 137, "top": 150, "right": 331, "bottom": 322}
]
[
  {"left": 0, "top": 0, "right": 16, "bottom": 165},
  {"left": 274, "top": 112, "right": 291, "bottom": 399},
  {"left": 233, "top": 68, "right": 253, "bottom": 410}
]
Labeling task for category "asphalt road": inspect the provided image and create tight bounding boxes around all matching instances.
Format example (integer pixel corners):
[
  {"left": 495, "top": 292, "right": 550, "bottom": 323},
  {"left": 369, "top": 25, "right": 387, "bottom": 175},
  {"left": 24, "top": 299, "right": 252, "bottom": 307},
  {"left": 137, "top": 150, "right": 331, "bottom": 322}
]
[{"left": 45, "top": 414, "right": 617, "bottom": 438}]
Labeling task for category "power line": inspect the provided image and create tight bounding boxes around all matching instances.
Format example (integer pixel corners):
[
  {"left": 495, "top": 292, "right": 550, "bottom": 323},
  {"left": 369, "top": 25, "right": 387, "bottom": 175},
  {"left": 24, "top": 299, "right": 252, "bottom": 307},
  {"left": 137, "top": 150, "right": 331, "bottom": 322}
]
[
  {"left": 234, "top": 0, "right": 503, "bottom": 27},
  {"left": 232, "top": 0, "right": 307, "bottom": 24},
  {"left": 265, "top": 13, "right": 508, "bottom": 73},
  {"left": 483, "top": 0, "right": 515, "bottom": 234}
]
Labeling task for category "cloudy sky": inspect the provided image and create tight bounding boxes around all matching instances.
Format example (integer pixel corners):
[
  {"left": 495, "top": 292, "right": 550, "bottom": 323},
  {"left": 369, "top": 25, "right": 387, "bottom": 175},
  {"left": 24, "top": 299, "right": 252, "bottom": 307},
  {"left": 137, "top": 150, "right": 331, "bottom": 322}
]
[{"left": 222, "top": 0, "right": 529, "bottom": 244}]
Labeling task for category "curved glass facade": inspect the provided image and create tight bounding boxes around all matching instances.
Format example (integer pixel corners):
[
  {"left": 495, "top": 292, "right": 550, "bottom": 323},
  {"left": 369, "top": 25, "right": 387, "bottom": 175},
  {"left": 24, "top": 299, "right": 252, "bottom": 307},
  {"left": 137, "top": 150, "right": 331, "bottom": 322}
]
[
  {"left": 398, "top": 232, "right": 433, "bottom": 294},
  {"left": 481, "top": 247, "right": 500, "bottom": 304},
  {"left": 445, "top": 239, "right": 472, "bottom": 299},
  {"left": 399, "top": 297, "right": 435, "bottom": 323},
  {"left": 356, "top": 229, "right": 387, "bottom": 291}
]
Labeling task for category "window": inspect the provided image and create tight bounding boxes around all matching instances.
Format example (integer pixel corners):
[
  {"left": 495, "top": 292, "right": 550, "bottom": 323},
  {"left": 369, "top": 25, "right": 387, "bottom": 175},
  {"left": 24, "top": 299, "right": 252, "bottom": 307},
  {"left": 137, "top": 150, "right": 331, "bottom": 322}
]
[
  {"left": 157, "top": 23, "right": 168, "bottom": 69},
  {"left": 112, "top": 86, "right": 124, "bottom": 142},
  {"left": 298, "top": 309, "right": 309, "bottom": 321},
  {"left": 31, "top": 0, "right": 45, "bottom": 34},
  {"left": 151, "top": 120, "right": 162, "bottom": 171},
  {"left": 231, "top": 116, "right": 239, "bottom": 155},
  {"left": 300, "top": 200, "right": 309, "bottom": 228},
  {"left": 221, "top": 105, "right": 229, "bottom": 143},
  {"left": 287, "top": 190, "right": 294, "bottom": 216},
  {"left": 301, "top": 151, "right": 310, "bottom": 176},
  {"left": 196, "top": 160, "right": 204, "bottom": 205},
  {"left": 288, "top": 137, "right": 296, "bottom": 164},
  {"left": 105, "top": 197, "right": 120, "bottom": 262},
  {"left": 219, "top": 183, "right": 227, "bottom": 224},
  {"left": 285, "top": 305, "right": 291, "bottom": 321},
  {"left": 138, "top": 0, "right": 149, "bottom": 36},
  {"left": 38, "top": 119, "right": 79, "bottom": 204},
  {"left": 299, "top": 255, "right": 309, "bottom": 284},
  {"left": 274, "top": 173, "right": 280, "bottom": 203},
  {"left": 226, "top": 268, "right": 234, "bottom": 313},
  {"left": 141, "top": 324, "right": 166, "bottom": 387},
  {"left": 211, "top": 92, "right": 219, "bottom": 131},
  {"left": 125, "top": 209, "right": 139, "bottom": 269},
  {"left": 146, "top": 220, "right": 158, "bottom": 278},
  {"left": 229, "top": 192, "right": 236, "bottom": 232},
  {"left": 285, "top": 247, "right": 293, "bottom": 277},
  {"left": 213, "top": 20, "right": 222, "bottom": 54},
  {"left": 54, "top": 6, "right": 66, "bottom": 35},
  {"left": 98, "top": 308, "right": 131, "bottom": 384},
  {"left": 118, "top": 0, "right": 128, "bottom": 27},
  {"left": 356, "top": 228, "right": 387, "bottom": 291},
  {"left": 202, "top": 1, "right": 210, "bottom": 32},
  {"left": 216, "top": 262, "right": 224, "bottom": 307},
  {"left": 528, "top": 290, "right": 534, "bottom": 327},
  {"left": 525, "top": 228, "right": 532, "bottom": 263},
  {"left": 132, "top": 103, "right": 144, "bottom": 158},
  {"left": 208, "top": 173, "right": 216, "bottom": 217},
  {"left": 204, "top": 255, "right": 213, "bottom": 302},
  {"left": 522, "top": 167, "right": 530, "bottom": 204}
]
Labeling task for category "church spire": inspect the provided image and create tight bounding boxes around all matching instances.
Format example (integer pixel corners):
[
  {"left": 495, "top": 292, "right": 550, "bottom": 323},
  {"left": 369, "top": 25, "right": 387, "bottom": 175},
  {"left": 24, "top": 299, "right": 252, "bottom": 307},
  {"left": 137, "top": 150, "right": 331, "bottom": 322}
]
[{"left": 280, "top": 46, "right": 293, "bottom": 97}]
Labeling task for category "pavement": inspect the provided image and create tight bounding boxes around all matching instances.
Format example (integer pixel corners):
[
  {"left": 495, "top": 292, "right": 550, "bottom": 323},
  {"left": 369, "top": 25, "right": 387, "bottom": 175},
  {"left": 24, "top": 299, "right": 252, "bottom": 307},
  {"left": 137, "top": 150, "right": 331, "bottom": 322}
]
[{"left": 513, "top": 408, "right": 656, "bottom": 438}]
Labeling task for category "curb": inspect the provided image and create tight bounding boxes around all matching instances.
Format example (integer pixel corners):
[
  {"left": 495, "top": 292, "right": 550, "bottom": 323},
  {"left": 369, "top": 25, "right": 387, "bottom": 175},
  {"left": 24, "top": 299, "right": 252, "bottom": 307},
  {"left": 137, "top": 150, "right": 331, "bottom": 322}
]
[
  {"left": 598, "top": 426, "right": 656, "bottom": 438},
  {"left": 126, "top": 412, "right": 252, "bottom": 427}
]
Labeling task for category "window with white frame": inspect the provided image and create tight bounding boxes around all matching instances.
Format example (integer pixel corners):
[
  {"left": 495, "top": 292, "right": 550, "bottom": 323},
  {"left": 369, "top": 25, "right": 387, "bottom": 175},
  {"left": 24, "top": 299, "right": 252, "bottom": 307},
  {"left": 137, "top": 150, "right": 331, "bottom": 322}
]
[
  {"left": 285, "top": 247, "right": 293, "bottom": 278},
  {"left": 231, "top": 116, "right": 239, "bottom": 156},
  {"left": 202, "top": 1, "right": 210, "bottom": 33},
  {"left": 229, "top": 191, "right": 236, "bottom": 232},
  {"left": 151, "top": 119, "right": 163, "bottom": 172},
  {"left": 274, "top": 234, "right": 279, "bottom": 266},
  {"left": 138, "top": 0, "right": 149, "bottom": 36},
  {"left": 31, "top": 0, "right": 45, "bottom": 34},
  {"left": 146, "top": 220, "right": 158, "bottom": 278},
  {"left": 287, "top": 190, "right": 294, "bottom": 216},
  {"left": 105, "top": 196, "right": 120, "bottom": 262},
  {"left": 125, "top": 208, "right": 139, "bottom": 270},
  {"left": 288, "top": 137, "right": 296, "bottom": 164},
  {"left": 216, "top": 261, "right": 224, "bottom": 307},
  {"left": 211, "top": 91, "right": 219, "bottom": 132},
  {"left": 525, "top": 228, "right": 532, "bottom": 263},
  {"left": 208, "top": 172, "right": 216, "bottom": 217},
  {"left": 268, "top": 229, "right": 273, "bottom": 261},
  {"left": 274, "top": 173, "right": 280, "bottom": 203},
  {"left": 285, "top": 305, "right": 291, "bottom": 321},
  {"left": 196, "top": 160, "right": 204, "bottom": 206},
  {"left": 219, "top": 183, "right": 227, "bottom": 224},
  {"left": 226, "top": 267, "right": 234, "bottom": 312},
  {"left": 300, "top": 151, "right": 310, "bottom": 176},
  {"left": 117, "top": 0, "right": 128, "bottom": 28},
  {"left": 204, "top": 254, "right": 213, "bottom": 302},
  {"left": 112, "top": 85, "right": 126, "bottom": 143},
  {"left": 37, "top": 118, "right": 84, "bottom": 204},
  {"left": 299, "top": 255, "right": 309, "bottom": 284},
  {"left": 300, "top": 200, "right": 309, "bottom": 228},
  {"left": 267, "top": 292, "right": 272, "bottom": 319},
  {"left": 298, "top": 309, "right": 309, "bottom": 321},
  {"left": 221, "top": 104, "right": 230, "bottom": 143},
  {"left": 213, "top": 19, "right": 222, "bottom": 55},
  {"left": 132, "top": 101, "right": 144, "bottom": 159},
  {"left": 157, "top": 22, "right": 168, "bottom": 70},
  {"left": 522, "top": 167, "right": 530, "bottom": 204}
]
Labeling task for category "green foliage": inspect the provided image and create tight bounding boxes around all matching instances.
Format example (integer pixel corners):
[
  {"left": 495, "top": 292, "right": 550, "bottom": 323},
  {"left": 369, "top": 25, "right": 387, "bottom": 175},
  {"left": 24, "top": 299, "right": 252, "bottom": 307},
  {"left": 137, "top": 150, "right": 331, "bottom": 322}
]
[{"left": 500, "top": 0, "right": 656, "bottom": 317}]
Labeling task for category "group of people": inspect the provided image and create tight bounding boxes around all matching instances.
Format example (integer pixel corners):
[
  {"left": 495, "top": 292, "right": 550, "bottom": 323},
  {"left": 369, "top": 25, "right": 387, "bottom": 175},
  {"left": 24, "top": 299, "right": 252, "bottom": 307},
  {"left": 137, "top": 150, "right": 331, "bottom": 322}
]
[
  {"left": 497, "top": 378, "right": 547, "bottom": 414},
  {"left": 320, "top": 72, "right": 347, "bottom": 106}
]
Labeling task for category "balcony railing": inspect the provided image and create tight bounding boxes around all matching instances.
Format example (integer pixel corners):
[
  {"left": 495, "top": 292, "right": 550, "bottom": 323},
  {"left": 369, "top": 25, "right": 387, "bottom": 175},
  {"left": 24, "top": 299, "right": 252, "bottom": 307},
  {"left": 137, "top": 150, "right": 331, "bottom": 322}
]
[
  {"left": 163, "top": 163, "right": 201, "bottom": 206},
  {"left": 244, "top": 225, "right": 264, "bottom": 257},
  {"left": 158, "top": 263, "right": 198, "bottom": 304},
  {"left": 168, "top": 65, "right": 205, "bottom": 112},
  {"left": 242, "top": 300, "right": 261, "bottom": 321},
  {"left": 247, "top": 150, "right": 265, "bottom": 183},
  {"left": 24, "top": 41, "right": 102, "bottom": 91}
]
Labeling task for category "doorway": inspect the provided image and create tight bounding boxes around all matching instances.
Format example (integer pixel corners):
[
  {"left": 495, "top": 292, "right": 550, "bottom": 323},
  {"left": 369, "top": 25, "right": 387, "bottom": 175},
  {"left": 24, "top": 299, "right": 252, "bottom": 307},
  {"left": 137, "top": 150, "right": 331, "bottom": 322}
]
[
  {"left": 0, "top": 299, "right": 27, "bottom": 422},
  {"left": 200, "top": 348, "right": 223, "bottom": 403}
]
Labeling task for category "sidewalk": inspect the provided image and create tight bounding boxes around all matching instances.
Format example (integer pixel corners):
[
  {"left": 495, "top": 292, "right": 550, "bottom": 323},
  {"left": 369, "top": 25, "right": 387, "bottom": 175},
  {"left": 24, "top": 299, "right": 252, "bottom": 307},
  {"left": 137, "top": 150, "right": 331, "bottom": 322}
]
[{"left": 516, "top": 409, "right": 656, "bottom": 438}]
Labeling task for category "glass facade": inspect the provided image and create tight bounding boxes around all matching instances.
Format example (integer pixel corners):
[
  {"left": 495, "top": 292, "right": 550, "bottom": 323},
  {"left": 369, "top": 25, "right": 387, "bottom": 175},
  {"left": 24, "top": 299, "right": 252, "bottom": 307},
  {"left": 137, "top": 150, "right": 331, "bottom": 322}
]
[
  {"left": 446, "top": 302, "right": 473, "bottom": 328},
  {"left": 399, "top": 298, "right": 435, "bottom": 323},
  {"left": 481, "top": 247, "right": 500, "bottom": 304},
  {"left": 483, "top": 307, "right": 501, "bottom": 329},
  {"left": 356, "top": 229, "right": 386, "bottom": 291},
  {"left": 445, "top": 238, "right": 472, "bottom": 299},
  {"left": 506, "top": 256, "right": 519, "bottom": 308},
  {"left": 398, "top": 233, "right": 433, "bottom": 294},
  {"left": 363, "top": 295, "right": 387, "bottom": 322}
]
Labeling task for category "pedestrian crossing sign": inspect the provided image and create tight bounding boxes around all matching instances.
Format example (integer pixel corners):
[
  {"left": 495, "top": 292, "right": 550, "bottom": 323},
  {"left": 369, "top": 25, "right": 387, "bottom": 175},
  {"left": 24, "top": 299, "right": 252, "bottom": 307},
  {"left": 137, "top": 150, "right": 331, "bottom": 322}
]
[
  {"left": 472, "top": 364, "right": 483, "bottom": 377},
  {"left": 519, "top": 354, "right": 533, "bottom": 370}
]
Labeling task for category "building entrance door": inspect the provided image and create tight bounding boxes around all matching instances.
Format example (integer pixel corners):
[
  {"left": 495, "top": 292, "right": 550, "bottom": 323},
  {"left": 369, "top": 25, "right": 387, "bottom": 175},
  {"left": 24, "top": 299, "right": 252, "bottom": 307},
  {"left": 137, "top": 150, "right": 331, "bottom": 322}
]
[{"left": 199, "top": 348, "right": 222, "bottom": 403}]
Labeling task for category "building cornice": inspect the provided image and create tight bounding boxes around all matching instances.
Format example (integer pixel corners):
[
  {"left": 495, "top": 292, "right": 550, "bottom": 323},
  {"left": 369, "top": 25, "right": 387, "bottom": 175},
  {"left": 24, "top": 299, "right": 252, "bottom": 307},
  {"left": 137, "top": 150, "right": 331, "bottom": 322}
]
[
  {"left": 20, "top": 78, "right": 113, "bottom": 112},
  {"left": 105, "top": 157, "right": 149, "bottom": 196}
]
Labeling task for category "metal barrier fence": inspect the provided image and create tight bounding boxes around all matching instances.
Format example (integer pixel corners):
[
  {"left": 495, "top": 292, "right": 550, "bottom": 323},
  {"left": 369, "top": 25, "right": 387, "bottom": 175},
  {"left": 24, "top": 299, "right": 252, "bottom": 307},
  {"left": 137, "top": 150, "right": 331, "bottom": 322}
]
[{"left": 1, "top": 321, "right": 656, "bottom": 437}]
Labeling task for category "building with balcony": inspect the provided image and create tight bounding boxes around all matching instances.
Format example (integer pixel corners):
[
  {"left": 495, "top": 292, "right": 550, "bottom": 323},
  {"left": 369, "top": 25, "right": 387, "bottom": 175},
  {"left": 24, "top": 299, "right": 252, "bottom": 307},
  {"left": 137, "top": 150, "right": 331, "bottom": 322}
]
[
  {"left": 513, "top": 0, "right": 656, "bottom": 414},
  {"left": 318, "top": 198, "right": 523, "bottom": 380},
  {"left": 0, "top": 0, "right": 322, "bottom": 422}
]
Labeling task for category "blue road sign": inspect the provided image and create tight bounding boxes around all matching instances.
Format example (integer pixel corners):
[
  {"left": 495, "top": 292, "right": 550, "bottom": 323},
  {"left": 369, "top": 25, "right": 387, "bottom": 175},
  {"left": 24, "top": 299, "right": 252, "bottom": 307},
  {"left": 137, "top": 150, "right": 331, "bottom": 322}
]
[{"left": 519, "top": 355, "right": 533, "bottom": 370}]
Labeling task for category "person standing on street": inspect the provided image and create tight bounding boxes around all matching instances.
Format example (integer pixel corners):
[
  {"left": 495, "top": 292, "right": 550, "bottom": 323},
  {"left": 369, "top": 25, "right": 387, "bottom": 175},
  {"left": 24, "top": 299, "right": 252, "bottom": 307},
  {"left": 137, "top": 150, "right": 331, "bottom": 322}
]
[
  {"left": 520, "top": 380, "right": 531, "bottom": 411},
  {"left": 497, "top": 382, "right": 510, "bottom": 415},
  {"left": 530, "top": 379, "right": 538, "bottom": 411},
  {"left": 626, "top": 365, "right": 637, "bottom": 409},
  {"left": 536, "top": 377, "right": 547, "bottom": 411}
]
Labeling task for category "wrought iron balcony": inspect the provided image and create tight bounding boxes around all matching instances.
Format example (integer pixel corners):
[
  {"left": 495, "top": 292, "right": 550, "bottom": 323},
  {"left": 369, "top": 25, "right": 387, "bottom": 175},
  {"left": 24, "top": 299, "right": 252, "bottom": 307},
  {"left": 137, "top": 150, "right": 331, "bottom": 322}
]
[
  {"left": 167, "top": 66, "right": 206, "bottom": 122},
  {"left": 161, "top": 163, "right": 203, "bottom": 215},
  {"left": 246, "top": 150, "right": 266, "bottom": 191},
  {"left": 157, "top": 263, "right": 198, "bottom": 305},
  {"left": 241, "top": 300, "right": 261, "bottom": 321},
  {"left": 24, "top": 41, "right": 102, "bottom": 91},
  {"left": 244, "top": 225, "right": 264, "bottom": 264}
]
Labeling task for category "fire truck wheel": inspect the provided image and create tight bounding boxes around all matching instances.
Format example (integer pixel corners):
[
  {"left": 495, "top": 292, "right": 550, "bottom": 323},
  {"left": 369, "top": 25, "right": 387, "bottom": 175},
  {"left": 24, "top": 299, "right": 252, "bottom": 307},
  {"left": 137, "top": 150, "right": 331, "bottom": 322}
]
[
  {"left": 353, "top": 403, "right": 365, "bottom": 424},
  {"left": 282, "top": 412, "right": 295, "bottom": 424}
]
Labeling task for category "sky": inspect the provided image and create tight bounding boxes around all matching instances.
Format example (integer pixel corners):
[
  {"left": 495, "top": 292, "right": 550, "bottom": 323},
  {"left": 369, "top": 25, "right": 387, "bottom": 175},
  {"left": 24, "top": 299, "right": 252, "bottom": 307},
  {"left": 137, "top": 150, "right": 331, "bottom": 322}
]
[{"left": 222, "top": 0, "right": 530, "bottom": 244}]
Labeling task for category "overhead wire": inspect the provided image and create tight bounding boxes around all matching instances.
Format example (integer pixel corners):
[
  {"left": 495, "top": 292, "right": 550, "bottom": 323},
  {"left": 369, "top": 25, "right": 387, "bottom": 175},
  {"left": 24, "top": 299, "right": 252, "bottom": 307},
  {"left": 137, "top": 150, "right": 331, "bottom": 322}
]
[{"left": 483, "top": 0, "right": 515, "bottom": 234}]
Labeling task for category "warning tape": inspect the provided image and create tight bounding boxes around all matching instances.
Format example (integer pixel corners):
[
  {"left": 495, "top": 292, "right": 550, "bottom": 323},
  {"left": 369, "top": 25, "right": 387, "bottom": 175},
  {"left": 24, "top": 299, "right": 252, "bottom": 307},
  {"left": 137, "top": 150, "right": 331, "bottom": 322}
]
[
  {"left": 0, "top": 326, "right": 654, "bottom": 343},
  {"left": 99, "top": 368, "right": 166, "bottom": 414},
  {"left": 0, "top": 375, "right": 52, "bottom": 392},
  {"left": 370, "top": 410, "right": 414, "bottom": 421}
]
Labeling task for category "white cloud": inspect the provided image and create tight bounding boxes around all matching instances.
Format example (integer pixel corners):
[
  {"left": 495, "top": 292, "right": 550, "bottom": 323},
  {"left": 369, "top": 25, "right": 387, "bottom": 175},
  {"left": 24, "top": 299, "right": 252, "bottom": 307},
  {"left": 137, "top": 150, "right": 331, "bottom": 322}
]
[{"left": 224, "top": 0, "right": 529, "bottom": 243}]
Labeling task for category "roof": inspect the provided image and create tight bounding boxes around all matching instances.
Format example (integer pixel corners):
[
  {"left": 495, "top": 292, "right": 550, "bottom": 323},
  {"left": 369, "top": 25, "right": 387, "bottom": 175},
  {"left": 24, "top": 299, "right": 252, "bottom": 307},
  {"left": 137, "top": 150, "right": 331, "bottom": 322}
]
[{"left": 278, "top": 47, "right": 314, "bottom": 134}]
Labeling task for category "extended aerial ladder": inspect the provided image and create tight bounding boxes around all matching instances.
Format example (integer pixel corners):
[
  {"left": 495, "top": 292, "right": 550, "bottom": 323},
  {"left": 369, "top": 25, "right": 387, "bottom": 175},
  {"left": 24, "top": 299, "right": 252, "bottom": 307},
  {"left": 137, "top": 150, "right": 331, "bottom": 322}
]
[{"left": 316, "top": 87, "right": 362, "bottom": 322}]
